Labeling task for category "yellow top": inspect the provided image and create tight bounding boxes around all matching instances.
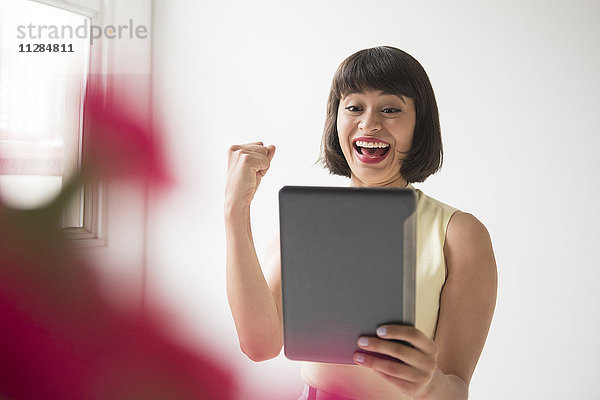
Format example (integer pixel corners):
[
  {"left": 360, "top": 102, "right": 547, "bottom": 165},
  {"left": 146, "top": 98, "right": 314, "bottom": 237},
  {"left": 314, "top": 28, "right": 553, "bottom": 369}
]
[{"left": 409, "top": 184, "right": 459, "bottom": 338}]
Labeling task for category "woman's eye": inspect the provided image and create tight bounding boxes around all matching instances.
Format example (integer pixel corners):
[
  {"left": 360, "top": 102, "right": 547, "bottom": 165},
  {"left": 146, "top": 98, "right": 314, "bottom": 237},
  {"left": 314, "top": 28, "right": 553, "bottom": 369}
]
[
  {"left": 345, "top": 105, "right": 362, "bottom": 112},
  {"left": 382, "top": 108, "right": 402, "bottom": 114}
]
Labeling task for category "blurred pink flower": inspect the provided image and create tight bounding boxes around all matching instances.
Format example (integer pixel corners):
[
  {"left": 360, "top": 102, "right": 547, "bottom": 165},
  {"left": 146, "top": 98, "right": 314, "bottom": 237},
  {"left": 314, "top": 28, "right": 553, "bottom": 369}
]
[
  {"left": 0, "top": 85, "right": 235, "bottom": 400},
  {"left": 81, "top": 82, "right": 170, "bottom": 186}
]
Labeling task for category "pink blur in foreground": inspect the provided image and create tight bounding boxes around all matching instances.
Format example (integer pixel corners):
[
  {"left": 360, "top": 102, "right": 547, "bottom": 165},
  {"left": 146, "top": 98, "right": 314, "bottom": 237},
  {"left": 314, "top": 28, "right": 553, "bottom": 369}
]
[{"left": 0, "top": 83, "right": 235, "bottom": 399}]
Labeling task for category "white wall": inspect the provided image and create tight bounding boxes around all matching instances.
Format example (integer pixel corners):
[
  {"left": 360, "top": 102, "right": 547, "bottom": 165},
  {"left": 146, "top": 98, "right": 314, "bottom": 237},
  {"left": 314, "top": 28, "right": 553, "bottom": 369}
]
[
  {"left": 82, "top": 0, "right": 152, "bottom": 310},
  {"left": 150, "top": 1, "right": 600, "bottom": 399}
]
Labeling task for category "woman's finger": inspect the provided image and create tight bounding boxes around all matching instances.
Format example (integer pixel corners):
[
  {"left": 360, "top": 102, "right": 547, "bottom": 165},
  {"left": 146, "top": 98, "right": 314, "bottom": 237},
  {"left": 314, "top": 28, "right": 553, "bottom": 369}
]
[
  {"left": 266, "top": 145, "right": 276, "bottom": 161},
  {"left": 229, "top": 144, "right": 271, "bottom": 157},
  {"left": 356, "top": 336, "right": 434, "bottom": 371},
  {"left": 240, "top": 141, "right": 264, "bottom": 146},
  {"left": 375, "top": 325, "right": 438, "bottom": 355},
  {"left": 236, "top": 151, "right": 271, "bottom": 172},
  {"left": 353, "top": 353, "right": 425, "bottom": 383}
]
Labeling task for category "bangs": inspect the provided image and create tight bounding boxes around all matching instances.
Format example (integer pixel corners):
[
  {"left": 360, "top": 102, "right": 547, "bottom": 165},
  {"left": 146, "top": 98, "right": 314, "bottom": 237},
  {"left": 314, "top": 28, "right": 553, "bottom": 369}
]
[{"left": 332, "top": 46, "right": 417, "bottom": 100}]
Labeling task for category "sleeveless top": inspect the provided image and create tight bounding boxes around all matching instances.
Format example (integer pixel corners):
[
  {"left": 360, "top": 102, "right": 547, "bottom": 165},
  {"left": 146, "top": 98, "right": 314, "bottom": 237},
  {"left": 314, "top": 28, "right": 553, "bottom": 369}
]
[
  {"left": 408, "top": 184, "right": 459, "bottom": 338},
  {"left": 301, "top": 185, "right": 460, "bottom": 398}
]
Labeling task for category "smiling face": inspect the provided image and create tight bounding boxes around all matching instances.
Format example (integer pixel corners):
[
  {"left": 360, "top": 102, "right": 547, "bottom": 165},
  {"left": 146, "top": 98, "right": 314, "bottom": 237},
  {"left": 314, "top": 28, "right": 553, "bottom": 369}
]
[{"left": 337, "top": 90, "right": 416, "bottom": 188}]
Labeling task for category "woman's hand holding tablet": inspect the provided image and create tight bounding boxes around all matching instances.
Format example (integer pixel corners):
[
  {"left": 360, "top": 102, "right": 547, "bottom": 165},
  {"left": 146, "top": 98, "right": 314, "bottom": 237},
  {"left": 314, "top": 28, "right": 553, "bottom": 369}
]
[{"left": 355, "top": 325, "right": 440, "bottom": 399}]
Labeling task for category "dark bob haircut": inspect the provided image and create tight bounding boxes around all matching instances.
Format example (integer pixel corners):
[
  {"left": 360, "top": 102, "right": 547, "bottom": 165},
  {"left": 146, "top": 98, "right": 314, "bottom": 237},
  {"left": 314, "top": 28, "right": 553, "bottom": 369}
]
[{"left": 319, "top": 46, "right": 443, "bottom": 183}]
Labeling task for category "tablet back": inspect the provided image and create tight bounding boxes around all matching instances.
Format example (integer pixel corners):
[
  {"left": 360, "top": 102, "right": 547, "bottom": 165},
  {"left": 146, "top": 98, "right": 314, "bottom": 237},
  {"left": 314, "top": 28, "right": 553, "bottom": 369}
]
[{"left": 279, "top": 186, "right": 416, "bottom": 364}]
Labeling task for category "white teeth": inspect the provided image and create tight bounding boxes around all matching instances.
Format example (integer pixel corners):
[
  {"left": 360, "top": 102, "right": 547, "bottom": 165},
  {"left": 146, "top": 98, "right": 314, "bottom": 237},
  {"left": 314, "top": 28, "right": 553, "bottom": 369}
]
[{"left": 355, "top": 141, "right": 390, "bottom": 148}]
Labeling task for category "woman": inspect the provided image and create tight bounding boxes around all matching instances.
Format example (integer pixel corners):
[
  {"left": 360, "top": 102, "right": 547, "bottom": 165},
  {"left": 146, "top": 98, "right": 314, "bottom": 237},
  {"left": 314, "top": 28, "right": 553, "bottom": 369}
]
[{"left": 225, "top": 46, "right": 497, "bottom": 400}]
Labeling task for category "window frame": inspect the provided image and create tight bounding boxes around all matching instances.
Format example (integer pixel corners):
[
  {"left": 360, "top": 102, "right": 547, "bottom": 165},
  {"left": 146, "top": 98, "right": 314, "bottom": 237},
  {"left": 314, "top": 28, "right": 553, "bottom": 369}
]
[{"left": 29, "top": 0, "right": 108, "bottom": 246}]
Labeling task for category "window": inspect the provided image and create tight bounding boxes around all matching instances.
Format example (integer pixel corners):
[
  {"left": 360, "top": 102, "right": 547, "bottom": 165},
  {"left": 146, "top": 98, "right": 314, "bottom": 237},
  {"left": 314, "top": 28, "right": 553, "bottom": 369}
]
[{"left": 0, "top": 0, "right": 104, "bottom": 243}]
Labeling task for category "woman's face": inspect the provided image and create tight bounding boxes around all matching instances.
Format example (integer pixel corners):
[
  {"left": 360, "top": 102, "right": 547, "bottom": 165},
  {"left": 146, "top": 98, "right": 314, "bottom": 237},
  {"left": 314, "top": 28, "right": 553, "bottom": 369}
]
[{"left": 337, "top": 90, "right": 416, "bottom": 187}]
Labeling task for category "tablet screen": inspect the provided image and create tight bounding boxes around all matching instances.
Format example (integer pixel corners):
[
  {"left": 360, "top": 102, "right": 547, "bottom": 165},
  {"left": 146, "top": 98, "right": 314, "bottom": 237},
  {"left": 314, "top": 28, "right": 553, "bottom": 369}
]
[{"left": 279, "top": 186, "right": 416, "bottom": 364}]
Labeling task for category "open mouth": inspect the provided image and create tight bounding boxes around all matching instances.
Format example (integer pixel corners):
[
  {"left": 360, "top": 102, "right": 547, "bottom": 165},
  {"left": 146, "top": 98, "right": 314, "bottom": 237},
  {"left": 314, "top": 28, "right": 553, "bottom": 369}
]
[{"left": 352, "top": 139, "right": 390, "bottom": 163}]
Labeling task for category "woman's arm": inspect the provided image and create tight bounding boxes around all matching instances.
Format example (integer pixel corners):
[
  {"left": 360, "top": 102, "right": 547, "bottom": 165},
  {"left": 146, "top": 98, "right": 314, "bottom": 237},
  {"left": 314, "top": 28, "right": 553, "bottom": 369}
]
[
  {"left": 435, "top": 212, "right": 497, "bottom": 387},
  {"left": 225, "top": 142, "right": 283, "bottom": 362},
  {"left": 354, "top": 211, "right": 497, "bottom": 399}
]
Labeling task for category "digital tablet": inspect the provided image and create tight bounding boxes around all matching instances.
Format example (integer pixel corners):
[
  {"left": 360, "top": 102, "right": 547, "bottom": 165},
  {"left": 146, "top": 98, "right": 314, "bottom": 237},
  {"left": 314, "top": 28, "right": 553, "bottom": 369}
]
[{"left": 278, "top": 186, "right": 416, "bottom": 364}]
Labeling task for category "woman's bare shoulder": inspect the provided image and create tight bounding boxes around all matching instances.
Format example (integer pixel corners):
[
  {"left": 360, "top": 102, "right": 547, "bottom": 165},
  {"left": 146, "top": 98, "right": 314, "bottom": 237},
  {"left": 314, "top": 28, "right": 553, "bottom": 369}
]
[
  {"left": 444, "top": 210, "right": 497, "bottom": 288},
  {"left": 445, "top": 211, "right": 494, "bottom": 261}
]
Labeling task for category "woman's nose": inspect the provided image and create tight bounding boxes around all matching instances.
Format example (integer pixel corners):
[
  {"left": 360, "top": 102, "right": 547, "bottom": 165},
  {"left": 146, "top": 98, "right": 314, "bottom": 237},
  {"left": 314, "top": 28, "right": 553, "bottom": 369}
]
[{"left": 358, "top": 109, "right": 382, "bottom": 132}]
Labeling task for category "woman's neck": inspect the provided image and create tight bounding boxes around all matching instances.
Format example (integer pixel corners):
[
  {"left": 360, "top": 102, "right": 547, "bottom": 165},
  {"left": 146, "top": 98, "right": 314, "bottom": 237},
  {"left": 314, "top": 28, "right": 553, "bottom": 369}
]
[{"left": 349, "top": 174, "right": 408, "bottom": 189}]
